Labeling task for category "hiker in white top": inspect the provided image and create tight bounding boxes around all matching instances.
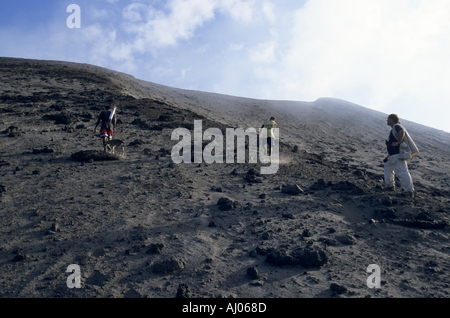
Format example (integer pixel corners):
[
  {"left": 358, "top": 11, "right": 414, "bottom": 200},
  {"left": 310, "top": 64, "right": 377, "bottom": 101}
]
[
  {"left": 261, "top": 117, "right": 277, "bottom": 156},
  {"left": 384, "top": 114, "right": 414, "bottom": 195}
]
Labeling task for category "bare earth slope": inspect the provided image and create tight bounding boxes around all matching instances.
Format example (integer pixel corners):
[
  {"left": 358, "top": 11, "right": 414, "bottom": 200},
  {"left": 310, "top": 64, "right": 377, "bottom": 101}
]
[{"left": 1, "top": 57, "right": 450, "bottom": 298}]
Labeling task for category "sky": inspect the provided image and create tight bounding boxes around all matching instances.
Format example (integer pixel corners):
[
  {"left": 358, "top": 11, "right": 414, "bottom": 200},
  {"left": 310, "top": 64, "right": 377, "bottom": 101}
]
[{"left": 1, "top": 0, "right": 450, "bottom": 133}]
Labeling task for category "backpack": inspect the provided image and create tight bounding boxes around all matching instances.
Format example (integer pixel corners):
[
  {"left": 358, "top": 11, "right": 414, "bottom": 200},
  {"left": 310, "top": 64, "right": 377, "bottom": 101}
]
[
  {"left": 109, "top": 107, "right": 116, "bottom": 123},
  {"left": 107, "top": 107, "right": 116, "bottom": 131},
  {"left": 391, "top": 124, "right": 419, "bottom": 160}
]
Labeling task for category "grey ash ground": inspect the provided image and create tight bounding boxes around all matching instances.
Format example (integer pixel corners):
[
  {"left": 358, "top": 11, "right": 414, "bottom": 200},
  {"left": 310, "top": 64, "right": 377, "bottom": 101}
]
[{"left": 1, "top": 57, "right": 450, "bottom": 298}]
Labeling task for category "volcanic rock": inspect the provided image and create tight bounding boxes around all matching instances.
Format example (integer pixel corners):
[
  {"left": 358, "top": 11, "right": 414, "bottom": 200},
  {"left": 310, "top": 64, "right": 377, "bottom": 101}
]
[
  {"left": 245, "top": 168, "right": 263, "bottom": 183},
  {"left": 247, "top": 267, "right": 259, "bottom": 280},
  {"left": 217, "top": 197, "right": 242, "bottom": 211},
  {"left": 336, "top": 234, "right": 357, "bottom": 245},
  {"left": 374, "top": 208, "right": 397, "bottom": 220},
  {"left": 281, "top": 185, "right": 303, "bottom": 195},
  {"left": 0, "top": 160, "right": 10, "bottom": 167},
  {"left": 330, "top": 283, "right": 348, "bottom": 294},
  {"left": 266, "top": 247, "right": 330, "bottom": 268},
  {"left": 146, "top": 243, "right": 164, "bottom": 254},
  {"left": 176, "top": 284, "right": 191, "bottom": 298},
  {"left": 86, "top": 270, "right": 108, "bottom": 287},
  {"left": 14, "top": 254, "right": 27, "bottom": 262},
  {"left": 129, "top": 139, "right": 146, "bottom": 147},
  {"left": 71, "top": 150, "right": 120, "bottom": 162},
  {"left": 33, "top": 147, "right": 54, "bottom": 154},
  {"left": 43, "top": 112, "right": 77, "bottom": 125},
  {"left": 123, "top": 289, "right": 143, "bottom": 298},
  {"left": 152, "top": 257, "right": 186, "bottom": 274}
]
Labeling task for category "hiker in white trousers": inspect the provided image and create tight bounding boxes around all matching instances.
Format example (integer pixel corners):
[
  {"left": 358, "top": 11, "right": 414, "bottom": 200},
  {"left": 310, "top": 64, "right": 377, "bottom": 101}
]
[
  {"left": 384, "top": 155, "right": 414, "bottom": 192},
  {"left": 384, "top": 114, "right": 414, "bottom": 194}
]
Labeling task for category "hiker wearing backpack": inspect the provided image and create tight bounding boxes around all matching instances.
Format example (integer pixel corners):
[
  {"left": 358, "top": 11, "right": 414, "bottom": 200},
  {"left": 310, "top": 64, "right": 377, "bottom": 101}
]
[
  {"left": 384, "top": 114, "right": 418, "bottom": 197},
  {"left": 94, "top": 107, "right": 117, "bottom": 152}
]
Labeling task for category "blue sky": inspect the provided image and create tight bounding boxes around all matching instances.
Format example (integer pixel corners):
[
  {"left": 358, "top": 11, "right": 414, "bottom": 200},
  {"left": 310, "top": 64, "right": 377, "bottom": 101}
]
[{"left": 1, "top": 0, "right": 450, "bottom": 133}]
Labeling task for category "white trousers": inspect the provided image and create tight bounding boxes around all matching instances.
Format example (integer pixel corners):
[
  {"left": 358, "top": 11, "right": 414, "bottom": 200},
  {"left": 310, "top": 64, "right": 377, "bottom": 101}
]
[{"left": 384, "top": 154, "right": 414, "bottom": 192}]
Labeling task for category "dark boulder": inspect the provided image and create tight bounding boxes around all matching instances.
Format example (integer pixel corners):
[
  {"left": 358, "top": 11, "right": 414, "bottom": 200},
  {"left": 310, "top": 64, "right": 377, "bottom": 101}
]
[
  {"left": 71, "top": 150, "right": 120, "bottom": 162},
  {"left": 245, "top": 168, "right": 263, "bottom": 183},
  {"left": 247, "top": 267, "right": 259, "bottom": 280},
  {"left": 3, "top": 126, "right": 22, "bottom": 137},
  {"left": 129, "top": 139, "right": 146, "bottom": 147},
  {"left": 266, "top": 247, "right": 330, "bottom": 268},
  {"left": 373, "top": 208, "right": 397, "bottom": 220},
  {"left": 176, "top": 284, "right": 191, "bottom": 298},
  {"left": 152, "top": 257, "right": 186, "bottom": 274},
  {"left": 336, "top": 234, "right": 357, "bottom": 246},
  {"left": 217, "top": 197, "right": 242, "bottom": 211},
  {"left": 146, "top": 243, "right": 164, "bottom": 254},
  {"left": 33, "top": 147, "right": 54, "bottom": 154},
  {"left": 43, "top": 112, "right": 77, "bottom": 125},
  {"left": 330, "top": 283, "right": 348, "bottom": 294},
  {"left": 281, "top": 185, "right": 303, "bottom": 195}
]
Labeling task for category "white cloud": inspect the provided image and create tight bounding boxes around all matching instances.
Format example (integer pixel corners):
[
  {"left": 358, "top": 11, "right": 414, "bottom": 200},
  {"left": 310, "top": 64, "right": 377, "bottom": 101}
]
[
  {"left": 90, "top": 7, "right": 109, "bottom": 19},
  {"left": 219, "top": 0, "right": 256, "bottom": 24},
  {"left": 122, "top": 0, "right": 217, "bottom": 49},
  {"left": 122, "top": 3, "right": 147, "bottom": 22},
  {"left": 119, "top": 0, "right": 265, "bottom": 50},
  {"left": 248, "top": 0, "right": 450, "bottom": 129},
  {"left": 262, "top": 1, "right": 276, "bottom": 24},
  {"left": 228, "top": 43, "right": 244, "bottom": 51},
  {"left": 249, "top": 41, "right": 277, "bottom": 64}
]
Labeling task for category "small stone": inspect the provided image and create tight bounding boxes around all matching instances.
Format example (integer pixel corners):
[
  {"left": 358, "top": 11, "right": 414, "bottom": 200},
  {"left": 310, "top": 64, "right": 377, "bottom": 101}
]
[
  {"left": 281, "top": 185, "right": 303, "bottom": 195},
  {"left": 51, "top": 223, "right": 61, "bottom": 232},
  {"left": 262, "top": 232, "right": 271, "bottom": 240},
  {"left": 217, "top": 197, "right": 241, "bottom": 211},
  {"left": 123, "top": 289, "right": 143, "bottom": 299},
  {"left": 152, "top": 257, "right": 186, "bottom": 274},
  {"left": 330, "top": 283, "right": 348, "bottom": 294},
  {"left": 146, "top": 243, "right": 164, "bottom": 254},
  {"left": 176, "top": 284, "right": 191, "bottom": 298},
  {"left": 247, "top": 267, "right": 259, "bottom": 280},
  {"left": 14, "top": 254, "right": 27, "bottom": 262},
  {"left": 336, "top": 234, "right": 357, "bottom": 245}
]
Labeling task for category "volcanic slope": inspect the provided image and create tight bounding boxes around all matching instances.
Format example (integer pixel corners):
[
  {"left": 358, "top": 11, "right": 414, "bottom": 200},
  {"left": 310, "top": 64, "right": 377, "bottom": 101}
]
[{"left": 0, "top": 57, "right": 450, "bottom": 298}]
